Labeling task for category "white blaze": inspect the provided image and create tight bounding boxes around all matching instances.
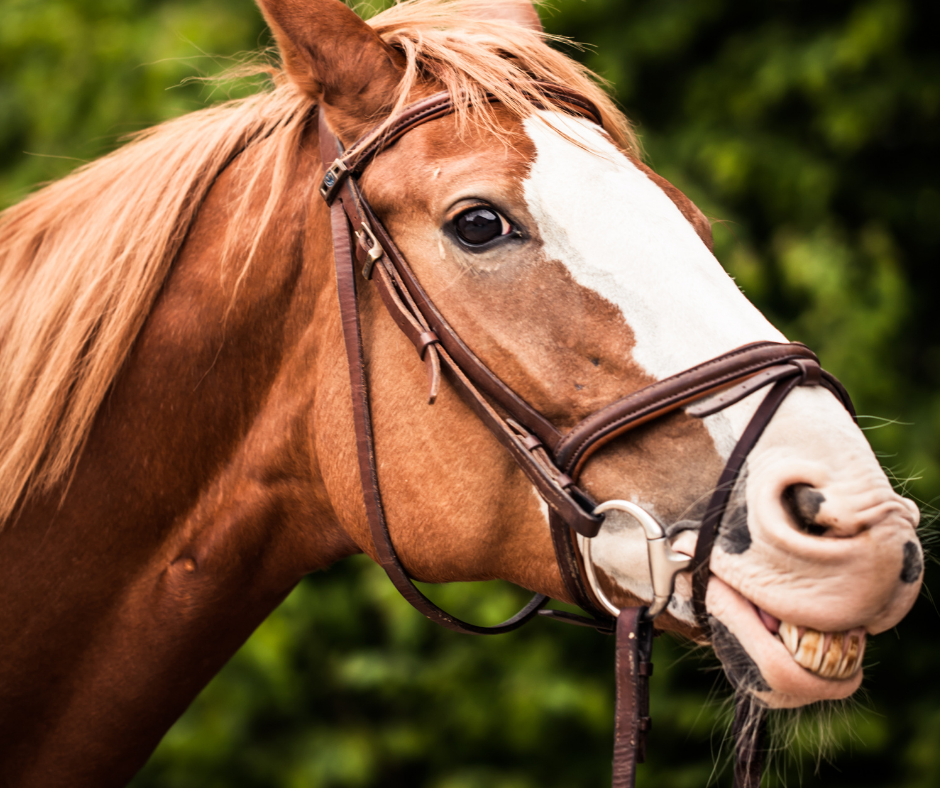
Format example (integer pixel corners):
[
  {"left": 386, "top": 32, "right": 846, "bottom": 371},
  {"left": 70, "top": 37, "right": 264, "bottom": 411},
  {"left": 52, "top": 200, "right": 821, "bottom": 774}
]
[
  {"left": 522, "top": 112, "right": 784, "bottom": 377},
  {"left": 521, "top": 112, "right": 785, "bottom": 606}
]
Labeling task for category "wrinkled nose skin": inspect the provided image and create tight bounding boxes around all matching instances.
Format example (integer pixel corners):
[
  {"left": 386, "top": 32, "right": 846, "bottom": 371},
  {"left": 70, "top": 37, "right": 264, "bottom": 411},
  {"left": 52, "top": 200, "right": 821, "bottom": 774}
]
[
  {"left": 704, "top": 386, "right": 922, "bottom": 706},
  {"left": 713, "top": 462, "right": 921, "bottom": 635}
]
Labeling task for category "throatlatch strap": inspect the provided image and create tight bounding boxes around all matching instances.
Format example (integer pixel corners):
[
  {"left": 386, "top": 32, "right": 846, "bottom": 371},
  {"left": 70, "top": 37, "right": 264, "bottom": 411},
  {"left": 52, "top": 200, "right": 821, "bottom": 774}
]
[{"left": 321, "top": 110, "right": 549, "bottom": 635}]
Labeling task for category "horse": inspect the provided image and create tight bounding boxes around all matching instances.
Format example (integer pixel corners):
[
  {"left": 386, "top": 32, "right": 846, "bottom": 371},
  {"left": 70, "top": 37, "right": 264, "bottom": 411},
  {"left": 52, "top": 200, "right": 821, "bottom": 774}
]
[{"left": 0, "top": 0, "right": 923, "bottom": 785}]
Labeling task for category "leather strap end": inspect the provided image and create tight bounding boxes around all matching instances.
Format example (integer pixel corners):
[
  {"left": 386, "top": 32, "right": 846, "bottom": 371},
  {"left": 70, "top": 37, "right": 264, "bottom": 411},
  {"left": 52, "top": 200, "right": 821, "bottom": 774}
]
[
  {"left": 570, "top": 516, "right": 603, "bottom": 539},
  {"left": 417, "top": 331, "right": 442, "bottom": 404},
  {"left": 566, "top": 483, "right": 604, "bottom": 538},
  {"left": 425, "top": 343, "right": 442, "bottom": 405}
]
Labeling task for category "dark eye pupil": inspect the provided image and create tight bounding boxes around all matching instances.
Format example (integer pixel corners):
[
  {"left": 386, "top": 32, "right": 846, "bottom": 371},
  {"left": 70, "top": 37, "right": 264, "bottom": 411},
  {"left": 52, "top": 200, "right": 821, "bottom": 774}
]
[{"left": 455, "top": 208, "right": 503, "bottom": 245}]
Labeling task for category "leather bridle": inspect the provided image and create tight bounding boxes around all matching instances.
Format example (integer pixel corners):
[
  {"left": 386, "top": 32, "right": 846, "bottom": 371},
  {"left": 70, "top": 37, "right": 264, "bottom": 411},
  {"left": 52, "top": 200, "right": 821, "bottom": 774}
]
[{"left": 317, "top": 83, "right": 855, "bottom": 788}]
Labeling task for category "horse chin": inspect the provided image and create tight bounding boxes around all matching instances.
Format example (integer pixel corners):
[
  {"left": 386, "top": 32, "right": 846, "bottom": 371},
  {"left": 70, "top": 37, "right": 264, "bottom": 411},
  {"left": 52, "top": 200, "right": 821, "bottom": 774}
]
[{"left": 706, "top": 576, "right": 864, "bottom": 710}]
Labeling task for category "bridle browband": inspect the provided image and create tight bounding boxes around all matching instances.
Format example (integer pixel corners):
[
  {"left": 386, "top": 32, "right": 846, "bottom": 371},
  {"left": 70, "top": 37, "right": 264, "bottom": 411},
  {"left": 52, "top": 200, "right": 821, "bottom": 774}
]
[{"left": 317, "top": 83, "right": 855, "bottom": 788}]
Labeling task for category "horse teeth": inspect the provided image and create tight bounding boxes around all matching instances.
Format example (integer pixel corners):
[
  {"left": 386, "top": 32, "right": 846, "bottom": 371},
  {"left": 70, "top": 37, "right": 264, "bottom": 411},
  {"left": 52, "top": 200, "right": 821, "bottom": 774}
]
[
  {"left": 818, "top": 632, "right": 843, "bottom": 678},
  {"left": 774, "top": 618, "right": 866, "bottom": 680},
  {"left": 778, "top": 620, "right": 801, "bottom": 653},
  {"left": 835, "top": 631, "right": 866, "bottom": 680},
  {"left": 794, "top": 629, "right": 825, "bottom": 672}
]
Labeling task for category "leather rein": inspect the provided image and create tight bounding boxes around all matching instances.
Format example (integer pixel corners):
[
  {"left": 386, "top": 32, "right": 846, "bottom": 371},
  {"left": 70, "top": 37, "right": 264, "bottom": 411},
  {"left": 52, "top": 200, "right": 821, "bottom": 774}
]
[{"left": 317, "top": 84, "right": 855, "bottom": 788}]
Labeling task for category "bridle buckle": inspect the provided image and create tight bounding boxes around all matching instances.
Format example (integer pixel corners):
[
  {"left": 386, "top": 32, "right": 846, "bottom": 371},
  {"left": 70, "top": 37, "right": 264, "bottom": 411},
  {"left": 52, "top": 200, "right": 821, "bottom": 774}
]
[
  {"left": 320, "top": 158, "right": 349, "bottom": 203},
  {"left": 355, "top": 222, "right": 384, "bottom": 279}
]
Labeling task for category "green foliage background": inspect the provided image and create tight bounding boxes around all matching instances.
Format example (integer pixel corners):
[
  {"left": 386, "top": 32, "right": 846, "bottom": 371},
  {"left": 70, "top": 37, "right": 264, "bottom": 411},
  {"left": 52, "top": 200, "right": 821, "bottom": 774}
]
[{"left": 2, "top": 0, "right": 938, "bottom": 785}]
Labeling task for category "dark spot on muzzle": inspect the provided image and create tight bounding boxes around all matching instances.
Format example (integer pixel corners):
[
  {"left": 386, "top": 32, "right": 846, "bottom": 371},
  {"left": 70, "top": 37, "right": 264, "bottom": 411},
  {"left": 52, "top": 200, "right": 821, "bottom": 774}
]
[
  {"left": 716, "top": 470, "right": 751, "bottom": 555},
  {"left": 709, "top": 616, "right": 771, "bottom": 694},
  {"left": 901, "top": 540, "right": 924, "bottom": 584}
]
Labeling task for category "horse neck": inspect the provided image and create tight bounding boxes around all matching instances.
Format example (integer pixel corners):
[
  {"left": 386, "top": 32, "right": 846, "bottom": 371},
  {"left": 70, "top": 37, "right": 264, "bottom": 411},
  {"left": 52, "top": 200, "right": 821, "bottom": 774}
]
[
  {"left": 56, "top": 128, "right": 356, "bottom": 576},
  {"left": 0, "top": 128, "right": 362, "bottom": 785}
]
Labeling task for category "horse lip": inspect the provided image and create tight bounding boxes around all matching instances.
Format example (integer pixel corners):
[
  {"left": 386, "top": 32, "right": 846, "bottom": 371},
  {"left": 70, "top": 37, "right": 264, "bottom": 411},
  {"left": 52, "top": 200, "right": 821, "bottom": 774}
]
[
  {"left": 738, "top": 591, "right": 866, "bottom": 682},
  {"left": 707, "top": 577, "right": 866, "bottom": 707},
  {"left": 750, "top": 599, "right": 867, "bottom": 681}
]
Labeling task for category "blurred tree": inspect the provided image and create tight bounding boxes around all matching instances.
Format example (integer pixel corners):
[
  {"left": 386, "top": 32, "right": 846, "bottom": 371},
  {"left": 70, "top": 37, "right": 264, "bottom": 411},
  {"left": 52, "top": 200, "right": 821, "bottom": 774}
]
[
  {"left": 1, "top": 0, "right": 937, "bottom": 786},
  {"left": 0, "top": 0, "right": 266, "bottom": 199}
]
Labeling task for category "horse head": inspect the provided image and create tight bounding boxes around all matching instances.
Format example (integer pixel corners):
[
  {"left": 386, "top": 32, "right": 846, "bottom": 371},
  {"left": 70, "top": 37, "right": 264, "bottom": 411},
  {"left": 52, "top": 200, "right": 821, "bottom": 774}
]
[{"left": 275, "top": 0, "right": 923, "bottom": 711}]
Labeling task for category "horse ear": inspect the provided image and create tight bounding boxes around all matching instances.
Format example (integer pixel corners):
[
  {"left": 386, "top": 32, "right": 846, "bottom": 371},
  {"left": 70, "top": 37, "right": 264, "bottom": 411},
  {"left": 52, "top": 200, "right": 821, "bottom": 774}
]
[
  {"left": 472, "top": 1, "right": 543, "bottom": 32},
  {"left": 256, "top": 0, "right": 404, "bottom": 139}
]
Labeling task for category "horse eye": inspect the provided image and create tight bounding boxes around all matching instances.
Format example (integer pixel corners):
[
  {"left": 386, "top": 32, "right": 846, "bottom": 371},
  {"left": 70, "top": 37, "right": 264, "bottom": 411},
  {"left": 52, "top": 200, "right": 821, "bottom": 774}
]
[{"left": 453, "top": 207, "right": 512, "bottom": 247}]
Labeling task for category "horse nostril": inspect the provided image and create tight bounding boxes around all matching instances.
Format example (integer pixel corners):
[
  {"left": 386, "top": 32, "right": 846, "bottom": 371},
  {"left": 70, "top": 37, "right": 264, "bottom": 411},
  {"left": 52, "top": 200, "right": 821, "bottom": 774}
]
[{"left": 783, "top": 483, "right": 829, "bottom": 536}]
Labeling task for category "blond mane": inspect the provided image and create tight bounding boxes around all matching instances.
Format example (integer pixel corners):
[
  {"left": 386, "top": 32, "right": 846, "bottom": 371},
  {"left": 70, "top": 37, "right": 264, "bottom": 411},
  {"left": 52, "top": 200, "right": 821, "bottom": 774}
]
[{"left": 0, "top": 0, "right": 635, "bottom": 525}]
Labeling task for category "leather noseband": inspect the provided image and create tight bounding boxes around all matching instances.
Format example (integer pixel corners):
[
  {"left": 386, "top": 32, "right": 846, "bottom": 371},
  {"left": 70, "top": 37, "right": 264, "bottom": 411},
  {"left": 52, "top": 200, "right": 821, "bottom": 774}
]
[{"left": 317, "top": 83, "right": 855, "bottom": 788}]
